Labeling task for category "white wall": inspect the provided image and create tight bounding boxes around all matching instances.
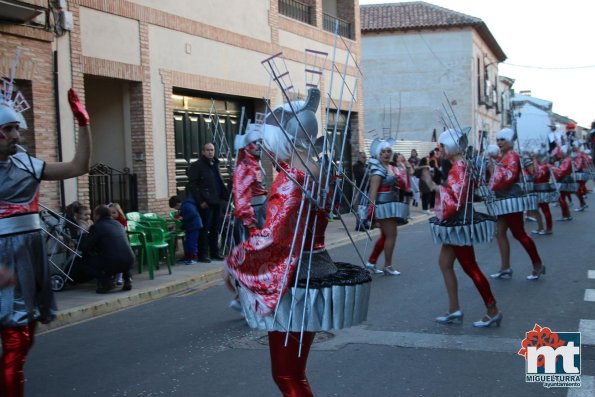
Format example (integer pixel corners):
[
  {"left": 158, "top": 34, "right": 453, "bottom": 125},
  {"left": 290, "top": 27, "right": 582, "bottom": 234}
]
[
  {"left": 80, "top": 7, "right": 141, "bottom": 65},
  {"left": 128, "top": 0, "right": 272, "bottom": 42},
  {"left": 362, "top": 30, "right": 475, "bottom": 141}
]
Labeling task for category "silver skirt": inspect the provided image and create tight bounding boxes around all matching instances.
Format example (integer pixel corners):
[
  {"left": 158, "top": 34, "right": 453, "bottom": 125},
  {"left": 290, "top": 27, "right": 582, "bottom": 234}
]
[
  {"left": 574, "top": 172, "right": 590, "bottom": 182},
  {"left": 428, "top": 215, "right": 496, "bottom": 246},
  {"left": 485, "top": 194, "right": 538, "bottom": 216},
  {"left": 535, "top": 190, "right": 560, "bottom": 203},
  {"left": 557, "top": 182, "right": 578, "bottom": 192},
  {"left": 375, "top": 201, "right": 410, "bottom": 220},
  {"left": 238, "top": 250, "right": 372, "bottom": 332}
]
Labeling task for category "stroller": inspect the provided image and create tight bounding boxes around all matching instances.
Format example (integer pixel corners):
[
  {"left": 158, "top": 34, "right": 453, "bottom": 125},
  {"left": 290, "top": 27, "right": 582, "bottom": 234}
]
[{"left": 40, "top": 204, "right": 88, "bottom": 291}]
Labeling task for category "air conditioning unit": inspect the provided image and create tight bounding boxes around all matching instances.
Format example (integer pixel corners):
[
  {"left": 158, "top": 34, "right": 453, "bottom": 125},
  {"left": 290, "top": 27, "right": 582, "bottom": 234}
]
[{"left": 61, "top": 10, "right": 73, "bottom": 30}]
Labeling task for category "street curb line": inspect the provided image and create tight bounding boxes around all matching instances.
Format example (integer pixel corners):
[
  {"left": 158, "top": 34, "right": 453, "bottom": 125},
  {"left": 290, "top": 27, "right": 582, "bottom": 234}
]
[{"left": 38, "top": 268, "right": 223, "bottom": 333}]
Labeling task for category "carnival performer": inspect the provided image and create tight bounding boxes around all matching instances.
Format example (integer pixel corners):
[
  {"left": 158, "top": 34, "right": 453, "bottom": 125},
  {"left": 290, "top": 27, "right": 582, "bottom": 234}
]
[
  {"left": 225, "top": 125, "right": 268, "bottom": 312},
  {"left": 529, "top": 149, "right": 557, "bottom": 235},
  {"left": 488, "top": 128, "right": 544, "bottom": 281},
  {"left": 571, "top": 141, "right": 590, "bottom": 212},
  {"left": 0, "top": 87, "right": 91, "bottom": 397},
  {"left": 430, "top": 130, "right": 501, "bottom": 327},
  {"left": 550, "top": 145, "right": 574, "bottom": 221},
  {"left": 232, "top": 125, "right": 267, "bottom": 242},
  {"left": 364, "top": 139, "right": 409, "bottom": 275},
  {"left": 224, "top": 88, "right": 371, "bottom": 397}
]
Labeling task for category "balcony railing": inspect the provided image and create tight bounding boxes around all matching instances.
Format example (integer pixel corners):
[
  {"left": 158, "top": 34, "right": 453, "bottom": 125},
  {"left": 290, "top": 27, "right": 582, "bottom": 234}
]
[
  {"left": 279, "top": 0, "right": 312, "bottom": 25},
  {"left": 323, "top": 13, "right": 353, "bottom": 39}
]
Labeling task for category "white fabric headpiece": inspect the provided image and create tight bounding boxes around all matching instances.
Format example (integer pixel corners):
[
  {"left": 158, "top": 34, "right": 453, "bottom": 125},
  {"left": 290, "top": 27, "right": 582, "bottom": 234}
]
[
  {"left": 439, "top": 129, "right": 466, "bottom": 155},
  {"left": 234, "top": 123, "right": 263, "bottom": 150},
  {"left": 485, "top": 144, "right": 500, "bottom": 158},
  {"left": 496, "top": 128, "right": 515, "bottom": 142}
]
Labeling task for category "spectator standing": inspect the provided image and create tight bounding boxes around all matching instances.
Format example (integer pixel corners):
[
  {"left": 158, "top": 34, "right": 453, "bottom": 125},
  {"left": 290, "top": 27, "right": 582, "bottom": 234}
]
[
  {"left": 414, "top": 158, "right": 435, "bottom": 214},
  {"left": 187, "top": 143, "right": 228, "bottom": 262},
  {"left": 80, "top": 205, "right": 134, "bottom": 293},
  {"left": 0, "top": 87, "right": 91, "bottom": 397},
  {"left": 407, "top": 148, "right": 420, "bottom": 168},
  {"left": 169, "top": 195, "right": 202, "bottom": 265}
]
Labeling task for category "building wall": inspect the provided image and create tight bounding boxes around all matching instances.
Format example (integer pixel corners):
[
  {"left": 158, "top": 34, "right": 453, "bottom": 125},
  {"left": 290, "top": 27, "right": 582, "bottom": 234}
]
[
  {"left": 362, "top": 29, "right": 474, "bottom": 142},
  {"left": 67, "top": 0, "right": 362, "bottom": 214},
  {"left": 362, "top": 27, "right": 503, "bottom": 146}
]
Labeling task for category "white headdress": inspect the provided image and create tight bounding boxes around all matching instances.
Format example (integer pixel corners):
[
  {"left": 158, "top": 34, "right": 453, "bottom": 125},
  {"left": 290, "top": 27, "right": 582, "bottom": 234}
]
[
  {"left": 369, "top": 138, "right": 395, "bottom": 159},
  {"left": 496, "top": 128, "right": 515, "bottom": 143},
  {"left": 485, "top": 144, "right": 500, "bottom": 158},
  {"left": 0, "top": 49, "right": 30, "bottom": 129},
  {"left": 439, "top": 129, "right": 468, "bottom": 155}
]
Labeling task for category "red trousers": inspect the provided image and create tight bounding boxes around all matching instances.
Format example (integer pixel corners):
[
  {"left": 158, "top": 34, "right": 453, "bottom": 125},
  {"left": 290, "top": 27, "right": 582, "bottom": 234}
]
[
  {"left": 452, "top": 246, "right": 496, "bottom": 307},
  {"left": 539, "top": 203, "right": 552, "bottom": 231},
  {"left": 559, "top": 192, "right": 571, "bottom": 217},
  {"left": 576, "top": 182, "right": 587, "bottom": 207},
  {"left": 268, "top": 331, "right": 315, "bottom": 397},
  {"left": 501, "top": 213, "right": 542, "bottom": 265},
  {"left": 1, "top": 323, "right": 37, "bottom": 397}
]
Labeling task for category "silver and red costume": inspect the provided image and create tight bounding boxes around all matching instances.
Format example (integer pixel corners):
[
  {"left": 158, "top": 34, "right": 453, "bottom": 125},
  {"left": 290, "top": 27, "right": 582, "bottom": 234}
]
[
  {"left": 533, "top": 162, "right": 555, "bottom": 231},
  {"left": 367, "top": 158, "right": 409, "bottom": 264},
  {"left": 488, "top": 150, "right": 542, "bottom": 266},
  {"left": 431, "top": 159, "right": 496, "bottom": 306},
  {"left": 0, "top": 148, "right": 56, "bottom": 397},
  {"left": 573, "top": 150, "right": 591, "bottom": 208},
  {"left": 551, "top": 156, "right": 573, "bottom": 218}
]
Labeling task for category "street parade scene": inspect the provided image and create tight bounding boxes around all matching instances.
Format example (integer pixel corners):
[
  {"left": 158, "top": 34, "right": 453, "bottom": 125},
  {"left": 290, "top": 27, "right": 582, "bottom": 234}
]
[{"left": 1, "top": 1, "right": 594, "bottom": 396}]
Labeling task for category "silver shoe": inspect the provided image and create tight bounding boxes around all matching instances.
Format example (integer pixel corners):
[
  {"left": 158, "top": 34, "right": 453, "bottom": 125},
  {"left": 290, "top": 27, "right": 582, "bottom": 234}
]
[
  {"left": 365, "top": 262, "right": 383, "bottom": 274},
  {"left": 489, "top": 268, "right": 513, "bottom": 279},
  {"left": 473, "top": 312, "right": 503, "bottom": 328},
  {"left": 383, "top": 266, "right": 401, "bottom": 276},
  {"left": 435, "top": 310, "right": 463, "bottom": 324},
  {"left": 526, "top": 265, "right": 546, "bottom": 280}
]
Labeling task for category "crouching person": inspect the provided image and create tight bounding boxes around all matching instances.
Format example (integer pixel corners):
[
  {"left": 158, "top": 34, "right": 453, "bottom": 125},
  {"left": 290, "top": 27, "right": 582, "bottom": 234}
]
[{"left": 80, "top": 205, "right": 135, "bottom": 293}]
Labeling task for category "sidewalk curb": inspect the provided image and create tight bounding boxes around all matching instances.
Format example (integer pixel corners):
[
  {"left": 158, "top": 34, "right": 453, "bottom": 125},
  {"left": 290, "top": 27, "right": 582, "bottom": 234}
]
[{"left": 38, "top": 268, "right": 223, "bottom": 333}]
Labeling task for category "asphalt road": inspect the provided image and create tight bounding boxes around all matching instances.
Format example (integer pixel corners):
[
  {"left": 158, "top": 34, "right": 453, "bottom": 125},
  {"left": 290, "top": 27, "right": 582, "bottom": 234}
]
[{"left": 27, "top": 201, "right": 595, "bottom": 396}]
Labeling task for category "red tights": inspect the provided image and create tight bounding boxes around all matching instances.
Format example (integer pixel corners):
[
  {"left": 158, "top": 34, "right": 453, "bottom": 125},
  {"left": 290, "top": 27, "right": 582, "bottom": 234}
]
[
  {"left": 368, "top": 233, "right": 385, "bottom": 264},
  {"left": 1, "top": 323, "right": 37, "bottom": 397},
  {"left": 452, "top": 246, "right": 496, "bottom": 307},
  {"left": 268, "top": 331, "right": 315, "bottom": 397},
  {"left": 559, "top": 192, "right": 571, "bottom": 217},
  {"left": 501, "top": 213, "right": 542, "bottom": 265},
  {"left": 576, "top": 182, "right": 587, "bottom": 207},
  {"left": 538, "top": 203, "right": 552, "bottom": 231}
]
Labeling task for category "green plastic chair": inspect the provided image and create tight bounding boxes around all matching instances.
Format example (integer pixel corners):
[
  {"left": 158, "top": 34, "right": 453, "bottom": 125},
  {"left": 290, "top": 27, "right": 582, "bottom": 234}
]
[
  {"left": 126, "top": 211, "right": 142, "bottom": 223},
  {"left": 128, "top": 221, "right": 172, "bottom": 279},
  {"left": 140, "top": 213, "right": 177, "bottom": 265},
  {"left": 126, "top": 221, "right": 152, "bottom": 275}
]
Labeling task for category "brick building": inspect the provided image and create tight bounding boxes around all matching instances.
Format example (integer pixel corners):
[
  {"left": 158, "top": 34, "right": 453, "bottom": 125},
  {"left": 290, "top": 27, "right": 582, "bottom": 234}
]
[{"left": 0, "top": 0, "right": 364, "bottom": 214}]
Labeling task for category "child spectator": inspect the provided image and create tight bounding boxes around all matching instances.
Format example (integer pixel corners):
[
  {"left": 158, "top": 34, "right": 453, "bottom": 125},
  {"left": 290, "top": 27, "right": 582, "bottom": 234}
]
[
  {"left": 74, "top": 205, "right": 93, "bottom": 232},
  {"left": 169, "top": 195, "right": 202, "bottom": 265},
  {"left": 108, "top": 202, "right": 128, "bottom": 228}
]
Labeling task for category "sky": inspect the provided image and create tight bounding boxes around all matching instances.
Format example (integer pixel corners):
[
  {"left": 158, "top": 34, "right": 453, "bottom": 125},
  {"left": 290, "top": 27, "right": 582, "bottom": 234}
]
[{"left": 359, "top": 0, "right": 595, "bottom": 128}]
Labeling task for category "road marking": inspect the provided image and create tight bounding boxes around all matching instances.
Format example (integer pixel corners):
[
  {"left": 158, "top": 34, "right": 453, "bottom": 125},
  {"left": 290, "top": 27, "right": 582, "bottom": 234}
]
[
  {"left": 579, "top": 319, "right": 595, "bottom": 345},
  {"left": 584, "top": 289, "right": 595, "bottom": 302},
  {"left": 567, "top": 375, "right": 594, "bottom": 397},
  {"left": 588, "top": 270, "right": 595, "bottom": 279},
  {"left": 230, "top": 325, "right": 520, "bottom": 354}
]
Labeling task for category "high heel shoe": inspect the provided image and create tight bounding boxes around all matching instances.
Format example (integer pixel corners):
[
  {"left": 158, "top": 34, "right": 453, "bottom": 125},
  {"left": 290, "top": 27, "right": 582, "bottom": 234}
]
[
  {"left": 489, "top": 268, "right": 513, "bottom": 279},
  {"left": 526, "top": 265, "right": 546, "bottom": 280},
  {"left": 473, "top": 312, "right": 503, "bottom": 328},
  {"left": 435, "top": 310, "right": 463, "bottom": 324},
  {"left": 365, "top": 262, "right": 383, "bottom": 274},
  {"left": 383, "top": 266, "right": 401, "bottom": 276}
]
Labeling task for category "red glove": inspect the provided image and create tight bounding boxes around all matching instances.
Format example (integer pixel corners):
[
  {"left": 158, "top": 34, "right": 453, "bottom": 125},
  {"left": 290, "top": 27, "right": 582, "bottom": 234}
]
[{"left": 68, "top": 88, "right": 90, "bottom": 127}]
